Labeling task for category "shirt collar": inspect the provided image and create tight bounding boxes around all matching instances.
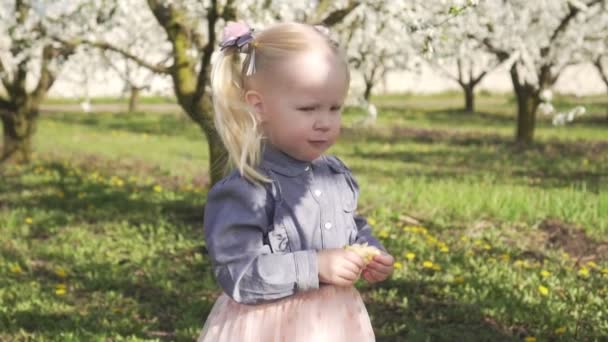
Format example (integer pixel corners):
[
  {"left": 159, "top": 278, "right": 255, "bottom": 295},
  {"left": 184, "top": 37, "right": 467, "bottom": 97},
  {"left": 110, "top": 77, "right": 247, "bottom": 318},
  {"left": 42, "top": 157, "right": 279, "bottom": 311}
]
[{"left": 260, "top": 143, "right": 316, "bottom": 177}]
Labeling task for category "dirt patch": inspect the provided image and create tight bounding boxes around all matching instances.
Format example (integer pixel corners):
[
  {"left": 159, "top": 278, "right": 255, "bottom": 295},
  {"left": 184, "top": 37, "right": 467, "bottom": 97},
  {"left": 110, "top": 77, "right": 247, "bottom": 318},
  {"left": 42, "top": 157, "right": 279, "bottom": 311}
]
[{"left": 539, "top": 218, "right": 608, "bottom": 263}]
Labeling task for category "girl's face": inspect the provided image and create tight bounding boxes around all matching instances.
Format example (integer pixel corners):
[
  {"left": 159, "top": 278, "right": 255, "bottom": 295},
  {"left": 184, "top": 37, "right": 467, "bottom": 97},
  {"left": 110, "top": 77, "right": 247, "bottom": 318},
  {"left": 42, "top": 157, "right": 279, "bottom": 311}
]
[{"left": 246, "top": 49, "right": 349, "bottom": 162}]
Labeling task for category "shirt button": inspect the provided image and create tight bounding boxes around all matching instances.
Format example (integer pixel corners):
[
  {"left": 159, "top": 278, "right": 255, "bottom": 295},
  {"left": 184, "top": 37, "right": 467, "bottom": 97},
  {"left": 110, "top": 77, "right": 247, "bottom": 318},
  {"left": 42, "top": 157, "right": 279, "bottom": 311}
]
[
  {"left": 324, "top": 222, "right": 332, "bottom": 230},
  {"left": 305, "top": 165, "right": 310, "bottom": 171},
  {"left": 314, "top": 189, "right": 322, "bottom": 197}
]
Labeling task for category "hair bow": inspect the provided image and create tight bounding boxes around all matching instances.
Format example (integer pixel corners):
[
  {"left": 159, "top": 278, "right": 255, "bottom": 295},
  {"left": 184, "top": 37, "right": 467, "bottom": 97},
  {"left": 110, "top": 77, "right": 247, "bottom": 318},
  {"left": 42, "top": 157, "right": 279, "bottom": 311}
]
[
  {"left": 219, "top": 22, "right": 254, "bottom": 51},
  {"left": 219, "top": 21, "right": 256, "bottom": 75}
]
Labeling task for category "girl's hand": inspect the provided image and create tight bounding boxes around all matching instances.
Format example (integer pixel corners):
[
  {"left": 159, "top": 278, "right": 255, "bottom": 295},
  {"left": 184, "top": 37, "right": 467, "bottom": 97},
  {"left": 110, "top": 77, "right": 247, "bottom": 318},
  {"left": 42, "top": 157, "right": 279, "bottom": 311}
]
[
  {"left": 361, "top": 253, "right": 394, "bottom": 284},
  {"left": 317, "top": 248, "right": 365, "bottom": 287}
]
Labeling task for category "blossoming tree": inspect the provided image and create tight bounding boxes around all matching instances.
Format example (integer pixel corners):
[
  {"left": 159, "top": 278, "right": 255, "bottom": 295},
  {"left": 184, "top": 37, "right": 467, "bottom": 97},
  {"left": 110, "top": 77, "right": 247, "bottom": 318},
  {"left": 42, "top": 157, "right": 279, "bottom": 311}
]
[
  {"left": 472, "top": 0, "right": 606, "bottom": 143},
  {"left": 0, "top": 0, "right": 113, "bottom": 163}
]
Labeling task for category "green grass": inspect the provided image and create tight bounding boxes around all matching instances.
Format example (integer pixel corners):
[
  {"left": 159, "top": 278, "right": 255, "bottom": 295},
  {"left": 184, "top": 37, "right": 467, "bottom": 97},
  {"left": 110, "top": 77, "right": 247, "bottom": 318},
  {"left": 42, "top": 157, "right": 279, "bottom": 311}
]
[{"left": 1, "top": 92, "right": 607, "bottom": 341}]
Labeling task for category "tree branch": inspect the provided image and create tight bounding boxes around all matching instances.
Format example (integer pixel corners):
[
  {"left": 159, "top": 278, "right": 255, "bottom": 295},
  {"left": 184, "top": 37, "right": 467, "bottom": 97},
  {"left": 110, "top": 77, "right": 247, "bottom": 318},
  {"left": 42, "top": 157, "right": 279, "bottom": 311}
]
[
  {"left": 0, "top": 56, "right": 12, "bottom": 93},
  {"left": 594, "top": 56, "right": 608, "bottom": 89},
  {"left": 550, "top": 0, "right": 603, "bottom": 44},
  {"left": 53, "top": 36, "right": 170, "bottom": 74},
  {"left": 317, "top": 0, "right": 361, "bottom": 27},
  {"left": 195, "top": 0, "right": 219, "bottom": 102}
]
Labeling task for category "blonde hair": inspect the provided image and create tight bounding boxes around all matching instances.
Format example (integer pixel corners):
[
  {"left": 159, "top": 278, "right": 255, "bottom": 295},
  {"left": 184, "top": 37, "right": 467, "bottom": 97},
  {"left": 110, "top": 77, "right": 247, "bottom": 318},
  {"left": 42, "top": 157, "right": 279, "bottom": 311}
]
[{"left": 210, "top": 22, "right": 350, "bottom": 184}]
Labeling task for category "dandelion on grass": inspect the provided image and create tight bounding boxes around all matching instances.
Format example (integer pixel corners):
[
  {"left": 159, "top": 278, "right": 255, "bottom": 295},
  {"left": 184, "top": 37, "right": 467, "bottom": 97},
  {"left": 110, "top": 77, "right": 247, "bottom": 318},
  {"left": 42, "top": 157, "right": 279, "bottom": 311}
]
[
  {"left": 10, "top": 264, "right": 23, "bottom": 274},
  {"left": 524, "top": 337, "right": 537, "bottom": 342},
  {"left": 540, "top": 270, "right": 551, "bottom": 278},
  {"left": 453, "top": 276, "right": 465, "bottom": 284},
  {"left": 578, "top": 267, "right": 590, "bottom": 278},
  {"left": 555, "top": 326, "right": 566, "bottom": 335},
  {"left": 55, "top": 267, "right": 67, "bottom": 278},
  {"left": 423, "top": 260, "right": 440, "bottom": 270},
  {"left": 55, "top": 283, "right": 67, "bottom": 296},
  {"left": 538, "top": 285, "right": 549, "bottom": 296},
  {"left": 153, "top": 185, "right": 163, "bottom": 193},
  {"left": 394, "top": 262, "right": 403, "bottom": 270},
  {"left": 586, "top": 261, "right": 598, "bottom": 269},
  {"left": 403, "top": 252, "right": 416, "bottom": 261},
  {"left": 25, "top": 217, "right": 33, "bottom": 225}
]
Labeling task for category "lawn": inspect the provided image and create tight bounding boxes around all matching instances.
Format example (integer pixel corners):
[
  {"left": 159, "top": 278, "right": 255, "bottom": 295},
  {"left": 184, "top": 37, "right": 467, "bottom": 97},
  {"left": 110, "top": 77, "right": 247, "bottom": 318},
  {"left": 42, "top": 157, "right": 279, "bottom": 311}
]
[{"left": 1, "top": 93, "right": 607, "bottom": 341}]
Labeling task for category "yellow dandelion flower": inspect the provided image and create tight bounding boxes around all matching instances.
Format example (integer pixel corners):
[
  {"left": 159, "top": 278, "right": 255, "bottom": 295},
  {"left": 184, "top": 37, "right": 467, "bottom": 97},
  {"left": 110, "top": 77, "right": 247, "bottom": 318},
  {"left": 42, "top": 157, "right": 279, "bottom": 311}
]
[
  {"left": 367, "top": 217, "right": 377, "bottom": 226},
  {"left": 500, "top": 254, "right": 510, "bottom": 262},
  {"left": 578, "top": 267, "right": 590, "bottom": 277},
  {"left": 425, "top": 235, "right": 438, "bottom": 244},
  {"left": 514, "top": 260, "right": 524, "bottom": 268},
  {"left": 394, "top": 262, "right": 403, "bottom": 270},
  {"left": 586, "top": 261, "right": 598, "bottom": 269},
  {"left": 440, "top": 246, "right": 449, "bottom": 253},
  {"left": 601, "top": 268, "right": 608, "bottom": 275},
  {"left": 482, "top": 243, "right": 492, "bottom": 250},
  {"left": 379, "top": 230, "right": 389, "bottom": 239},
  {"left": 540, "top": 270, "right": 551, "bottom": 278},
  {"left": 25, "top": 217, "right": 33, "bottom": 224},
  {"left": 153, "top": 185, "right": 162, "bottom": 192},
  {"left": 554, "top": 326, "right": 566, "bottom": 334},
  {"left": 524, "top": 337, "right": 537, "bottom": 342},
  {"left": 404, "top": 252, "right": 416, "bottom": 261},
  {"left": 10, "top": 264, "right": 23, "bottom": 274},
  {"left": 55, "top": 284, "right": 67, "bottom": 296},
  {"left": 538, "top": 285, "right": 549, "bottom": 296},
  {"left": 432, "top": 264, "right": 441, "bottom": 271},
  {"left": 423, "top": 261, "right": 434, "bottom": 269},
  {"left": 55, "top": 267, "right": 67, "bottom": 278}
]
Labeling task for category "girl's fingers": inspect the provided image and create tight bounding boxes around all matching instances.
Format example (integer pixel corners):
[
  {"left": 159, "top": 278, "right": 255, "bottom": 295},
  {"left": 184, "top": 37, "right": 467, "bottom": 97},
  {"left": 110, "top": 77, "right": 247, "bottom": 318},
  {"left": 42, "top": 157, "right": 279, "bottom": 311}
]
[
  {"left": 365, "top": 261, "right": 393, "bottom": 274},
  {"left": 373, "top": 253, "right": 395, "bottom": 266}
]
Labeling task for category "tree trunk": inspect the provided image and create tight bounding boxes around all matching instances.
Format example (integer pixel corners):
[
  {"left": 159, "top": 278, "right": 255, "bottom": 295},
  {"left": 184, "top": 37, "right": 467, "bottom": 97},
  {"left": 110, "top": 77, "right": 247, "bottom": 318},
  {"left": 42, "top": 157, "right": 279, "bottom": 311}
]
[
  {"left": 515, "top": 87, "right": 539, "bottom": 145},
  {"left": 509, "top": 63, "right": 540, "bottom": 145},
  {"left": 188, "top": 95, "right": 229, "bottom": 186},
  {"left": 464, "top": 84, "right": 474, "bottom": 113},
  {"left": 1, "top": 108, "right": 38, "bottom": 164},
  {"left": 128, "top": 86, "right": 141, "bottom": 112},
  {"left": 363, "top": 81, "right": 373, "bottom": 102}
]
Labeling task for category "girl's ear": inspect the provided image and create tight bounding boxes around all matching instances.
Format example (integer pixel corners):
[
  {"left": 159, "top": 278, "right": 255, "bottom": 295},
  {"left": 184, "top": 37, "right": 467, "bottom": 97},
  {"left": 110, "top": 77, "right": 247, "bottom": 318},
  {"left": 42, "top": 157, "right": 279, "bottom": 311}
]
[{"left": 244, "top": 90, "right": 265, "bottom": 123}]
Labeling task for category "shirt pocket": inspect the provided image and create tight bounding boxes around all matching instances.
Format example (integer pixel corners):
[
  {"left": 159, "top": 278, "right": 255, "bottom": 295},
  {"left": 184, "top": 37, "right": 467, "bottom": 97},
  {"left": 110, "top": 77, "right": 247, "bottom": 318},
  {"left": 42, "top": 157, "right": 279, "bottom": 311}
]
[
  {"left": 339, "top": 174, "right": 359, "bottom": 244},
  {"left": 341, "top": 174, "right": 358, "bottom": 213},
  {"left": 266, "top": 224, "right": 292, "bottom": 253}
]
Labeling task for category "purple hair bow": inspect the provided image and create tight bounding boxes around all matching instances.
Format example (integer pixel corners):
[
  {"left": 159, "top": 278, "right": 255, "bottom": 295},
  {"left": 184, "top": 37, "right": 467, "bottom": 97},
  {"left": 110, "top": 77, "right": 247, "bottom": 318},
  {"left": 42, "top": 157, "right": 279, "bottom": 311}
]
[{"left": 219, "top": 21, "right": 256, "bottom": 75}]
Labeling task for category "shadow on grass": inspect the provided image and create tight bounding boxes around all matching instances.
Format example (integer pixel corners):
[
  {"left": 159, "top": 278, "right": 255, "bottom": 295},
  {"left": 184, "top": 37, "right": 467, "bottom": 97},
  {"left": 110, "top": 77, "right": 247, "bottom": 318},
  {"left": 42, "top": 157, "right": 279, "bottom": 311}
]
[
  {"left": 340, "top": 127, "right": 608, "bottom": 193},
  {"left": 0, "top": 160, "right": 207, "bottom": 232},
  {"left": 44, "top": 111, "right": 201, "bottom": 138},
  {"left": 360, "top": 278, "right": 521, "bottom": 342},
  {"left": 1, "top": 244, "right": 218, "bottom": 341}
]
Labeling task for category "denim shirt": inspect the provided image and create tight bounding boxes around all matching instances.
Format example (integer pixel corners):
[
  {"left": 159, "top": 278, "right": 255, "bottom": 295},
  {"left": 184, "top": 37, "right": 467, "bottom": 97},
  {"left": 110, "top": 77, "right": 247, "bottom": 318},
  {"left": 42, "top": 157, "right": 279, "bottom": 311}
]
[{"left": 203, "top": 143, "right": 387, "bottom": 305}]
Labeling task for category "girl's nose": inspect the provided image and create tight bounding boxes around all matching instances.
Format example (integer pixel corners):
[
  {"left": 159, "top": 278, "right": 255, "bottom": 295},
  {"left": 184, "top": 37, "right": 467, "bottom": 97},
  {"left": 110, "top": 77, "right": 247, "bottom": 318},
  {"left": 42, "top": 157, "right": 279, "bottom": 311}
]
[{"left": 313, "top": 114, "right": 331, "bottom": 131}]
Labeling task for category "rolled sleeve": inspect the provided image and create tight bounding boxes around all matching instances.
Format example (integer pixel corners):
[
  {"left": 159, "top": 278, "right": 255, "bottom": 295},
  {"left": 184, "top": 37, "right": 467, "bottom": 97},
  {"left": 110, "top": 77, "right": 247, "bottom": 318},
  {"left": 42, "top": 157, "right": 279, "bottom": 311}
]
[
  {"left": 293, "top": 250, "right": 319, "bottom": 291},
  {"left": 204, "top": 173, "right": 319, "bottom": 305}
]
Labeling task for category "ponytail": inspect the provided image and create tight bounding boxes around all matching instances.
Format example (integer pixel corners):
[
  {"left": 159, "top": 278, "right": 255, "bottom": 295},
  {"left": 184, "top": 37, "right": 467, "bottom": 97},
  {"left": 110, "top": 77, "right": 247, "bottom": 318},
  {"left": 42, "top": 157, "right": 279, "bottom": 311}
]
[{"left": 210, "top": 44, "right": 270, "bottom": 184}]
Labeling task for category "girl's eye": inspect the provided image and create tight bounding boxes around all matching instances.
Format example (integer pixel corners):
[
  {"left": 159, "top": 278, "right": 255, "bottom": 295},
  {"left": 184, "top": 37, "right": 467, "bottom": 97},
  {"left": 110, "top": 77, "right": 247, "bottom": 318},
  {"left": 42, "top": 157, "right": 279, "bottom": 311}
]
[
  {"left": 297, "top": 106, "right": 316, "bottom": 112},
  {"left": 330, "top": 105, "right": 342, "bottom": 111}
]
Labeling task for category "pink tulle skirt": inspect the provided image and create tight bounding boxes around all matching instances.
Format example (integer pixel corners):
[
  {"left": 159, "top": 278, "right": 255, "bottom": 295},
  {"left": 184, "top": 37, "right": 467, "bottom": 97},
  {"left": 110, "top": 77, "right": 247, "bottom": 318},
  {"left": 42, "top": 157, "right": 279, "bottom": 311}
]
[{"left": 197, "top": 284, "right": 375, "bottom": 342}]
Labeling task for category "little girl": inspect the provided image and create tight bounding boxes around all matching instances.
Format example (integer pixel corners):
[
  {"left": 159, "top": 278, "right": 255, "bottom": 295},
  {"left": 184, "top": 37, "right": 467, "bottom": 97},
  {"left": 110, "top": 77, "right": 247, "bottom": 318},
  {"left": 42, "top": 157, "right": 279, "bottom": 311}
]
[{"left": 198, "top": 21, "right": 395, "bottom": 342}]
